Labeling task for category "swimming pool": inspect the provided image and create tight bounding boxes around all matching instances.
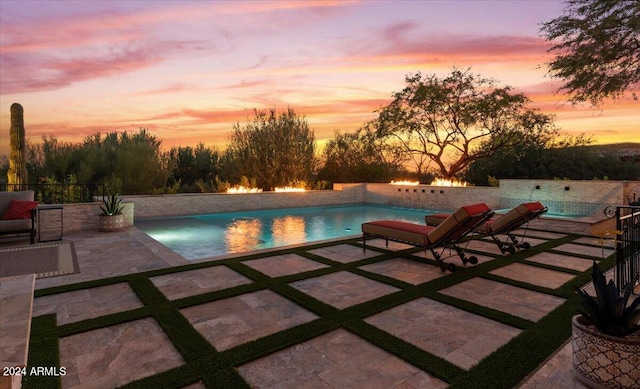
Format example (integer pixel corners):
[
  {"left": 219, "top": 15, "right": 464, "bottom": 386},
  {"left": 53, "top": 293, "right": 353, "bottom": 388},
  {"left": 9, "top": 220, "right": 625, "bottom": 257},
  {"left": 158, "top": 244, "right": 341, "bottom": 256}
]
[{"left": 136, "top": 204, "right": 439, "bottom": 260}]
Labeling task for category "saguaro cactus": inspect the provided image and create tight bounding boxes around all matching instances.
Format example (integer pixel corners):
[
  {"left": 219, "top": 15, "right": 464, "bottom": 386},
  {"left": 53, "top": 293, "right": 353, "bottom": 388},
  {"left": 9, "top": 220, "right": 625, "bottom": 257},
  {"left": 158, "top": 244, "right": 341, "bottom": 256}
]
[{"left": 7, "top": 103, "right": 28, "bottom": 190}]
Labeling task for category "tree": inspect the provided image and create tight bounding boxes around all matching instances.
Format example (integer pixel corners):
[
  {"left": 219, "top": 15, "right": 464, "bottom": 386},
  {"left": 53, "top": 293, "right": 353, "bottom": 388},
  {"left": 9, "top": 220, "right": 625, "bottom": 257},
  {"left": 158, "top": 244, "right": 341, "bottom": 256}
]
[
  {"left": 112, "top": 129, "right": 173, "bottom": 194},
  {"left": 25, "top": 129, "right": 173, "bottom": 194},
  {"left": 225, "top": 107, "right": 316, "bottom": 190},
  {"left": 372, "top": 69, "right": 557, "bottom": 180},
  {"left": 466, "top": 134, "right": 640, "bottom": 184},
  {"left": 540, "top": 0, "right": 640, "bottom": 105},
  {"left": 465, "top": 133, "right": 587, "bottom": 184},
  {"left": 318, "top": 128, "right": 404, "bottom": 183},
  {"left": 168, "top": 143, "right": 221, "bottom": 192}
]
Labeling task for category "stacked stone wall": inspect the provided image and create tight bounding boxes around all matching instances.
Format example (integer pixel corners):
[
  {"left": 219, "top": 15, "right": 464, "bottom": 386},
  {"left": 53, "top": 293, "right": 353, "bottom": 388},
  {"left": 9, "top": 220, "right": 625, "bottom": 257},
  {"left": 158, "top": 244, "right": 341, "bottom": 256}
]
[
  {"left": 124, "top": 184, "right": 365, "bottom": 219},
  {"left": 499, "top": 180, "right": 626, "bottom": 216},
  {"left": 363, "top": 183, "right": 501, "bottom": 211}
]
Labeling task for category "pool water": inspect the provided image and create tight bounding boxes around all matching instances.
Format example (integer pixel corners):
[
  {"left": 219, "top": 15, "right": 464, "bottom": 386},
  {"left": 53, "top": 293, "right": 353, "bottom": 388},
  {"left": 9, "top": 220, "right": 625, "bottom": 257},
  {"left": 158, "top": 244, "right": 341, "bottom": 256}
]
[{"left": 137, "top": 204, "right": 439, "bottom": 260}]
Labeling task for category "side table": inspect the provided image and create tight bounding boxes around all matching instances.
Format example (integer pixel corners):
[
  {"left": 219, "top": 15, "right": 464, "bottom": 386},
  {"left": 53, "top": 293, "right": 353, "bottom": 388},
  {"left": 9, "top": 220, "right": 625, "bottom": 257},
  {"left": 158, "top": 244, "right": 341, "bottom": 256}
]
[{"left": 37, "top": 204, "right": 64, "bottom": 242}]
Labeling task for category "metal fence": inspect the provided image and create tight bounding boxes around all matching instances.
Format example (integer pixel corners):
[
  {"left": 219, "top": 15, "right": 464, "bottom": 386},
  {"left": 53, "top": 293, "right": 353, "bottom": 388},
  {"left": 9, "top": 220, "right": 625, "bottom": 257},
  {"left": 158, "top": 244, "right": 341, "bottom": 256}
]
[
  {"left": 614, "top": 205, "right": 640, "bottom": 294},
  {"left": 1, "top": 183, "right": 104, "bottom": 204}
]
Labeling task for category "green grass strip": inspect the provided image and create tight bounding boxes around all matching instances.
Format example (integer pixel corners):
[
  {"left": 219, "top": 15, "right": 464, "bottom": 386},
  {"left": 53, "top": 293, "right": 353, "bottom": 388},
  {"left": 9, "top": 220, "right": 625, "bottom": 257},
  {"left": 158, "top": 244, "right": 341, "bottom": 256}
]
[
  {"left": 26, "top": 231, "right": 617, "bottom": 388},
  {"left": 23, "top": 314, "right": 61, "bottom": 389}
]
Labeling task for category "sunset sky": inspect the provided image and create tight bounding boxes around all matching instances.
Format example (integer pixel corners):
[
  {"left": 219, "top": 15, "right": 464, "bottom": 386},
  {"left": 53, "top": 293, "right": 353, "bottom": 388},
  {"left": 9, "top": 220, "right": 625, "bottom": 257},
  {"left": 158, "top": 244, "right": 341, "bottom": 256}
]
[{"left": 1, "top": 0, "right": 638, "bottom": 157}]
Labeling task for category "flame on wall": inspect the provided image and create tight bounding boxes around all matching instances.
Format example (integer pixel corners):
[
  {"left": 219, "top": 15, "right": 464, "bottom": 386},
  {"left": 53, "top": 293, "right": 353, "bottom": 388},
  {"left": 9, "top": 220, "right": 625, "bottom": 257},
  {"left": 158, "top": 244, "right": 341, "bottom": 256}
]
[
  {"left": 430, "top": 178, "right": 468, "bottom": 187},
  {"left": 226, "top": 186, "right": 263, "bottom": 194},
  {"left": 274, "top": 186, "right": 306, "bottom": 192},
  {"left": 390, "top": 180, "right": 420, "bottom": 186}
]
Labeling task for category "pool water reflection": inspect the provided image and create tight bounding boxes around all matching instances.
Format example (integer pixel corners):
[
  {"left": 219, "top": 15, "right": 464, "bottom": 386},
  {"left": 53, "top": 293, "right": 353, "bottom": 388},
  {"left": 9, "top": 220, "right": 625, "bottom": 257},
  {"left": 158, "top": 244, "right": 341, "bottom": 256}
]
[{"left": 136, "top": 205, "right": 437, "bottom": 260}]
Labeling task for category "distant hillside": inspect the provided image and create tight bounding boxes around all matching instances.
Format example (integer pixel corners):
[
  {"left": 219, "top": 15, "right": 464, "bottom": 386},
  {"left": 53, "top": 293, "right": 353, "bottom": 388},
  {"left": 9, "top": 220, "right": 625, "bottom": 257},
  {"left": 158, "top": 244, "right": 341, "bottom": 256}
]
[{"left": 581, "top": 143, "right": 640, "bottom": 156}]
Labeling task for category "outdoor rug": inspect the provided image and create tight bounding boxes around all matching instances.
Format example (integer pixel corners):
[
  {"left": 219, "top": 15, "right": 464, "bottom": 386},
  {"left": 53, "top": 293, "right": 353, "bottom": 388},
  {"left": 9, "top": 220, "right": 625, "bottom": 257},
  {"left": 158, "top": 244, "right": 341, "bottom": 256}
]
[{"left": 0, "top": 242, "right": 79, "bottom": 278}]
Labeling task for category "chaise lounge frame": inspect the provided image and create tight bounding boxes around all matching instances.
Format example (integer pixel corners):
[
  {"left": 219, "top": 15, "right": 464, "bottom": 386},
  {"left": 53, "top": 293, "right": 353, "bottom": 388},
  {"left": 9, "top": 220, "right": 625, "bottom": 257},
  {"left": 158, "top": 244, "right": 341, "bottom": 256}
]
[
  {"left": 425, "top": 202, "right": 548, "bottom": 254},
  {"left": 362, "top": 203, "right": 494, "bottom": 272}
]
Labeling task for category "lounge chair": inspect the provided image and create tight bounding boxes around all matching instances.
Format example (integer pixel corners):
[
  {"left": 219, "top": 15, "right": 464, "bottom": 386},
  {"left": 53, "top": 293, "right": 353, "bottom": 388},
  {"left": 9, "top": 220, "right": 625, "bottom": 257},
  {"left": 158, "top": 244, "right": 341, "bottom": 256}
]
[
  {"left": 425, "top": 202, "right": 548, "bottom": 254},
  {"left": 362, "top": 203, "right": 494, "bottom": 272}
]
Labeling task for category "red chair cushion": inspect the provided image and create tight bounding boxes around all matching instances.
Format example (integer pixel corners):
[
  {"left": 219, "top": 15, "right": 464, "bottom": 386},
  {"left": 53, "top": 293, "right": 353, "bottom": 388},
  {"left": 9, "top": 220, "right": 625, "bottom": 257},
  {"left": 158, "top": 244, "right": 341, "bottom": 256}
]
[
  {"left": 2, "top": 200, "right": 38, "bottom": 220},
  {"left": 523, "top": 202, "right": 545, "bottom": 212}
]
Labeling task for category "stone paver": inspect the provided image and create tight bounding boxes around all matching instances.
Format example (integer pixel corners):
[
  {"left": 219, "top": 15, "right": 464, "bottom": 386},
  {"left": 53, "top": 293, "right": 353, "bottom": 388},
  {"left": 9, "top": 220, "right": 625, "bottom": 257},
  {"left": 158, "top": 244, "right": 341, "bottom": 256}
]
[
  {"left": 516, "top": 230, "right": 567, "bottom": 240},
  {"left": 490, "top": 263, "right": 576, "bottom": 289},
  {"left": 572, "top": 236, "right": 616, "bottom": 248},
  {"left": 553, "top": 243, "right": 614, "bottom": 258},
  {"left": 237, "top": 328, "right": 448, "bottom": 389},
  {"left": 33, "top": 282, "right": 143, "bottom": 325},
  {"left": 289, "top": 271, "right": 399, "bottom": 309},
  {"left": 518, "top": 341, "right": 589, "bottom": 389},
  {"left": 412, "top": 249, "right": 494, "bottom": 266},
  {"left": 365, "top": 298, "right": 520, "bottom": 370},
  {"left": 307, "top": 244, "right": 382, "bottom": 263},
  {"left": 60, "top": 317, "right": 184, "bottom": 388},
  {"left": 359, "top": 258, "right": 447, "bottom": 285},
  {"left": 467, "top": 236, "right": 546, "bottom": 256},
  {"left": 180, "top": 289, "right": 317, "bottom": 351},
  {"left": 525, "top": 252, "right": 594, "bottom": 272},
  {"left": 464, "top": 240, "right": 509, "bottom": 255},
  {"left": 150, "top": 265, "right": 252, "bottom": 300},
  {"left": 0, "top": 274, "right": 35, "bottom": 371},
  {"left": 243, "top": 253, "right": 329, "bottom": 277},
  {"left": 33, "top": 229, "right": 185, "bottom": 290},
  {"left": 439, "top": 278, "right": 566, "bottom": 322},
  {"left": 489, "top": 235, "right": 549, "bottom": 248},
  {"left": 359, "top": 238, "right": 415, "bottom": 252}
]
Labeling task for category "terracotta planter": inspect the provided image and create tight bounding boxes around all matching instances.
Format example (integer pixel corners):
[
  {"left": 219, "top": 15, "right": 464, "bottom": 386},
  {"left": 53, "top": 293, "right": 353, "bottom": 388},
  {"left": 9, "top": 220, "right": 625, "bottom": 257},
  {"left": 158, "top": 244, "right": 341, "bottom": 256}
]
[
  {"left": 99, "top": 214, "right": 125, "bottom": 232},
  {"left": 572, "top": 315, "right": 640, "bottom": 389}
]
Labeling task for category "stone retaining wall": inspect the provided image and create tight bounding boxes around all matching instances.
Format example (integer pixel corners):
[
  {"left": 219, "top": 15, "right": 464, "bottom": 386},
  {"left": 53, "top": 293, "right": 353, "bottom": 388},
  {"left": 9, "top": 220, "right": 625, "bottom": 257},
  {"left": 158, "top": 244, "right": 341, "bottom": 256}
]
[
  {"left": 50, "top": 180, "right": 640, "bottom": 235},
  {"left": 48, "top": 203, "right": 134, "bottom": 234},
  {"left": 363, "top": 183, "right": 501, "bottom": 211},
  {"left": 124, "top": 183, "right": 365, "bottom": 219},
  {"left": 499, "top": 179, "right": 635, "bottom": 216}
]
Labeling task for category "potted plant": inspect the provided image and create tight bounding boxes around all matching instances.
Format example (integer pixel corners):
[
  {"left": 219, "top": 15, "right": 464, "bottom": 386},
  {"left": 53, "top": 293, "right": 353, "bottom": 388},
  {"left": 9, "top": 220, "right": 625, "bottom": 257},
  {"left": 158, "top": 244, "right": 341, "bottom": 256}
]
[
  {"left": 572, "top": 261, "right": 640, "bottom": 388},
  {"left": 98, "top": 194, "right": 125, "bottom": 232}
]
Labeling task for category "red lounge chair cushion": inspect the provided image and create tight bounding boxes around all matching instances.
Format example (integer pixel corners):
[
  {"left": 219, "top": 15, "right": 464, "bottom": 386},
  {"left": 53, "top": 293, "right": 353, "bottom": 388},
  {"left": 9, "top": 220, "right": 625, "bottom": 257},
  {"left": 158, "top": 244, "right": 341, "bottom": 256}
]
[
  {"left": 523, "top": 202, "right": 545, "bottom": 212},
  {"left": 428, "top": 203, "right": 491, "bottom": 243},
  {"left": 362, "top": 220, "right": 435, "bottom": 246},
  {"left": 425, "top": 213, "right": 449, "bottom": 226},
  {"left": 2, "top": 200, "right": 38, "bottom": 220},
  {"left": 487, "top": 202, "right": 545, "bottom": 234}
]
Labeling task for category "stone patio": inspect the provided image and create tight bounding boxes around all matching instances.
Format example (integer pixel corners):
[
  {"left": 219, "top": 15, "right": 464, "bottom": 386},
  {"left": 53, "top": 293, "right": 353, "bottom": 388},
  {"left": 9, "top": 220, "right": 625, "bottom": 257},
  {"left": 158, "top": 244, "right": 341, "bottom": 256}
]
[
  {"left": 181, "top": 289, "right": 318, "bottom": 351},
  {"left": 439, "top": 278, "right": 566, "bottom": 322},
  {"left": 59, "top": 317, "right": 184, "bottom": 388},
  {"left": 237, "top": 329, "right": 448, "bottom": 389},
  {"left": 0, "top": 225, "right": 624, "bottom": 388},
  {"left": 365, "top": 298, "right": 521, "bottom": 370}
]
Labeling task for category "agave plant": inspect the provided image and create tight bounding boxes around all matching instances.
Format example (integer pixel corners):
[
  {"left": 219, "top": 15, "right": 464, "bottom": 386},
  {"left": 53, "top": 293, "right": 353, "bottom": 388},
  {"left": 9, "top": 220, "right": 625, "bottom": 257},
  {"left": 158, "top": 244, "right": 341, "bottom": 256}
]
[
  {"left": 100, "top": 194, "right": 124, "bottom": 216},
  {"left": 577, "top": 261, "right": 640, "bottom": 337}
]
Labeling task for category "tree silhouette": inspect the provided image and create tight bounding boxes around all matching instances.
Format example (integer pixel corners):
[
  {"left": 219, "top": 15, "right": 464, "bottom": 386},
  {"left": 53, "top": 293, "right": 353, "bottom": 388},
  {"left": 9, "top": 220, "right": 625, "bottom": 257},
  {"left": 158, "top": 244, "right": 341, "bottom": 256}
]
[
  {"left": 541, "top": 0, "right": 640, "bottom": 105},
  {"left": 372, "top": 69, "right": 557, "bottom": 180}
]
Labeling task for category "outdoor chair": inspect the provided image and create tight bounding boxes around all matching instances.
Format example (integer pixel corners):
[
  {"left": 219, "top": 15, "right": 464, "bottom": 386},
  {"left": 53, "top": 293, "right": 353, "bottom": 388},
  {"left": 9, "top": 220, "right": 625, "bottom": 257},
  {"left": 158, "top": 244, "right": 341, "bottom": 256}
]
[
  {"left": 362, "top": 203, "right": 494, "bottom": 272},
  {"left": 425, "top": 202, "right": 548, "bottom": 254}
]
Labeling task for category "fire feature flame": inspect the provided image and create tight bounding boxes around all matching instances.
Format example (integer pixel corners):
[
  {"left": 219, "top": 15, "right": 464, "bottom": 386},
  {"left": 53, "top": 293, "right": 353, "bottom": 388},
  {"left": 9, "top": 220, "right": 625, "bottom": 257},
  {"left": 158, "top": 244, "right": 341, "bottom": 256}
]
[
  {"left": 226, "top": 186, "right": 263, "bottom": 194},
  {"left": 430, "top": 178, "right": 468, "bottom": 187},
  {"left": 390, "top": 180, "right": 420, "bottom": 186},
  {"left": 274, "top": 186, "right": 306, "bottom": 192}
]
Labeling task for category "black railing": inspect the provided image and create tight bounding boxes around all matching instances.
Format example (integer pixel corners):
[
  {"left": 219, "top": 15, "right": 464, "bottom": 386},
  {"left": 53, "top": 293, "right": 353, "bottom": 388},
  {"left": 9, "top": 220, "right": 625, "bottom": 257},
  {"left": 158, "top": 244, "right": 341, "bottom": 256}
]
[
  {"left": 1, "top": 183, "right": 105, "bottom": 204},
  {"left": 614, "top": 205, "right": 640, "bottom": 294}
]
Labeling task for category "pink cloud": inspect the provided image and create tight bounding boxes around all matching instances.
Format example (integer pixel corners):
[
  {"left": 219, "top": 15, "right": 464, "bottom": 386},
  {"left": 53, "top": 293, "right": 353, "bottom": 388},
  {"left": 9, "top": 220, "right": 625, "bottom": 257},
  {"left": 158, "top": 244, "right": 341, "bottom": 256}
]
[{"left": 0, "top": 39, "right": 210, "bottom": 94}]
